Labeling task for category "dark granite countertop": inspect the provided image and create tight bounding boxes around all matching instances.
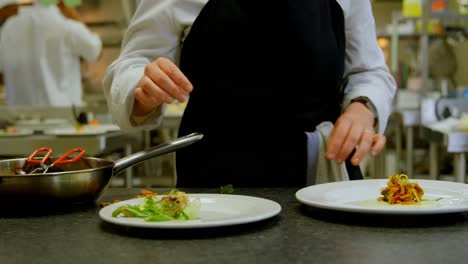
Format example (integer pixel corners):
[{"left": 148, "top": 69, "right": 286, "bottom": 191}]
[{"left": 1, "top": 187, "right": 467, "bottom": 264}]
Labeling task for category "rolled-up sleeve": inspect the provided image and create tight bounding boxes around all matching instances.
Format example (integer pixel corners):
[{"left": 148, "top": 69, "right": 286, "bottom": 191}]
[
  {"left": 340, "top": 0, "right": 397, "bottom": 134},
  {"left": 103, "top": 0, "right": 188, "bottom": 131}
]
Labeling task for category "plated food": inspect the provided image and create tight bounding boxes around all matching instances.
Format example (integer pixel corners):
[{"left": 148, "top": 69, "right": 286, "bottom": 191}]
[
  {"left": 111, "top": 189, "right": 201, "bottom": 222},
  {"left": 99, "top": 190, "right": 158, "bottom": 207},
  {"left": 377, "top": 174, "right": 424, "bottom": 205},
  {"left": 99, "top": 193, "right": 282, "bottom": 228},
  {"left": 296, "top": 178, "right": 468, "bottom": 215}
]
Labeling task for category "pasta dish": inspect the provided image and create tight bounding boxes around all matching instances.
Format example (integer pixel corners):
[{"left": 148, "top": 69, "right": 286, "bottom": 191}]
[{"left": 377, "top": 174, "right": 424, "bottom": 204}]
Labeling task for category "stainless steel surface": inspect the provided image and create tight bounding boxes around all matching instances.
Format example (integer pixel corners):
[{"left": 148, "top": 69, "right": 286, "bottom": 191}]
[
  {"left": 406, "top": 126, "right": 414, "bottom": 177},
  {"left": 423, "top": 126, "right": 468, "bottom": 153},
  {"left": 0, "top": 158, "right": 114, "bottom": 203},
  {"left": 392, "top": 109, "right": 420, "bottom": 175},
  {"left": 423, "top": 126, "right": 468, "bottom": 183},
  {"left": 0, "top": 133, "right": 203, "bottom": 203},
  {"left": 454, "top": 153, "right": 466, "bottom": 183},
  {"left": 0, "top": 105, "right": 109, "bottom": 122},
  {"left": 429, "top": 142, "right": 439, "bottom": 180},
  {"left": 29, "top": 164, "right": 48, "bottom": 174},
  {"left": 0, "top": 131, "right": 132, "bottom": 157}
]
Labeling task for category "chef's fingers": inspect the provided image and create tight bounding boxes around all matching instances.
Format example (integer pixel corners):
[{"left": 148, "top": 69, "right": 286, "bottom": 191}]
[
  {"left": 133, "top": 88, "right": 156, "bottom": 117},
  {"left": 145, "top": 64, "right": 187, "bottom": 103},
  {"left": 370, "top": 134, "right": 386, "bottom": 157},
  {"left": 335, "top": 124, "right": 364, "bottom": 164},
  {"left": 138, "top": 76, "right": 173, "bottom": 105},
  {"left": 350, "top": 129, "right": 375, "bottom": 166},
  {"left": 133, "top": 88, "right": 153, "bottom": 116},
  {"left": 155, "top": 57, "right": 193, "bottom": 93},
  {"left": 326, "top": 116, "right": 352, "bottom": 161},
  {"left": 327, "top": 102, "right": 375, "bottom": 163}
]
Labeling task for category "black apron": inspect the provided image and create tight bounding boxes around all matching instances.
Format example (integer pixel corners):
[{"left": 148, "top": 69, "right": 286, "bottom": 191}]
[{"left": 177, "top": 0, "right": 362, "bottom": 187}]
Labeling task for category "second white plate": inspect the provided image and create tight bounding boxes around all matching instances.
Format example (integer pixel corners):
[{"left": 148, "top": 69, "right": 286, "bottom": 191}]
[
  {"left": 99, "top": 194, "right": 281, "bottom": 228},
  {"left": 296, "top": 179, "right": 468, "bottom": 215}
]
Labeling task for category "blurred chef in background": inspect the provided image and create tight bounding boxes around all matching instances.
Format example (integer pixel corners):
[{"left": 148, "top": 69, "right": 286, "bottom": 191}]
[
  {"left": 0, "top": 0, "right": 102, "bottom": 106},
  {"left": 0, "top": 1, "right": 21, "bottom": 22}
]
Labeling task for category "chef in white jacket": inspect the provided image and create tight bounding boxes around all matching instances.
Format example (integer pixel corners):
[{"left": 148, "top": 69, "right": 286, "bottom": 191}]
[
  {"left": 0, "top": 0, "right": 18, "bottom": 8},
  {"left": 0, "top": 0, "right": 102, "bottom": 106},
  {"left": 104, "top": 0, "right": 396, "bottom": 187}
]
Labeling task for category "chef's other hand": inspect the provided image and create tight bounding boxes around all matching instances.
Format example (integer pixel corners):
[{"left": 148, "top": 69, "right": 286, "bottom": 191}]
[
  {"left": 132, "top": 57, "right": 193, "bottom": 116},
  {"left": 325, "top": 102, "right": 386, "bottom": 166}
]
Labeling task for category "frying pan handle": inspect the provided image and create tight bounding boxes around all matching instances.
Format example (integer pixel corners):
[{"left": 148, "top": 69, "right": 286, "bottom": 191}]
[{"left": 112, "top": 132, "right": 204, "bottom": 176}]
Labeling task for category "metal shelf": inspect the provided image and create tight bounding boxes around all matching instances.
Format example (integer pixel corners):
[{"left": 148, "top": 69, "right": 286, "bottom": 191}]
[
  {"left": 390, "top": 0, "right": 468, "bottom": 92},
  {"left": 396, "top": 10, "right": 468, "bottom": 22},
  {"left": 378, "top": 32, "right": 443, "bottom": 38}
]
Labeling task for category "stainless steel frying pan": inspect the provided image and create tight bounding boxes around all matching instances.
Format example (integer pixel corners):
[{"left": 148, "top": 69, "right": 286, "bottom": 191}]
[{"left": 0, "top": 133, "right": 203, "bottom": 204}]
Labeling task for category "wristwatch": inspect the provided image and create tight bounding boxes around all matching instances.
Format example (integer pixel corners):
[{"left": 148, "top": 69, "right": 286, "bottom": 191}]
[{"left": 350, "top": 97, "right": 378, "bottom": 129}]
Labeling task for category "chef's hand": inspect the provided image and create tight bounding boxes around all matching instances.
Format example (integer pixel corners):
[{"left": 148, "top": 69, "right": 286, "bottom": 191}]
[
  {"left": 132, "top": 57, "right": 193, "bottom": 117},
  {"left": 325, "top": 102, "right": 386, "bottom": 166}
]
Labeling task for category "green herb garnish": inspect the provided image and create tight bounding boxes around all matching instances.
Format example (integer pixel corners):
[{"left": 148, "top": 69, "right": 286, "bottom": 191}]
[{"left": 220, "top": 184, "right": 235, "bottom": 194}]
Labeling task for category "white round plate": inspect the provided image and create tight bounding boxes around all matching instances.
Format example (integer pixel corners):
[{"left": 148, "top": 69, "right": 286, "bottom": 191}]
[
  {"left": 296, "top": 179, "right": 468, "bottom": 215},
  {"left": 15, "top": 118, "right": 69, "bottom": 126},
  {"left": 45, "top": 124, "right": 120, "bottom": 136},
  {"left": 89, "top": 124, "right": 120, "bottom": 132},
  {"left": 99, "top": 194, "right": 282, "bottom": 228},
  {"left": 44, "top": 127, "right": 107, "bottom": 136}
]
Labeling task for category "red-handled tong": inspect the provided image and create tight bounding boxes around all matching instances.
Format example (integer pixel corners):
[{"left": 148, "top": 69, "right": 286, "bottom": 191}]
[{"left": 28, "top": 147, "right": 86, "bottom": 174}]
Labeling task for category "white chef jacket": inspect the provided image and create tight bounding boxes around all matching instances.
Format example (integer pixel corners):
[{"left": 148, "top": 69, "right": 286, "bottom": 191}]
[
  {"left": 104, "top": 0, "right": 396, "bottom": 134},
  {"left": 0, "top": 0, "right": 13, "bottom": 8},
  {"left": 0, "top": 4, "right": 102, "bottom": 106}
]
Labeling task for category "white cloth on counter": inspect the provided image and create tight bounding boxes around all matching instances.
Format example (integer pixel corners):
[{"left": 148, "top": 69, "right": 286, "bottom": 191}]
[
  {"left": 306, "top": 122, "right": 349, "bottom": 186},
  {"left": 103, "top": 0, "right": 396, "bottom": 132}
]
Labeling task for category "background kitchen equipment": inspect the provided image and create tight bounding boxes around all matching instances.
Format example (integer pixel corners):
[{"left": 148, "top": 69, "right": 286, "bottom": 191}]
[
  {"left": 435, "top": 97, "right": 468, "bottom": 119},
  {"left": 428, "top": 37, "right": 458, "bottom": 89},
  {"left": 0, "top": 133, "right": 203, "bottom": 205}
]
